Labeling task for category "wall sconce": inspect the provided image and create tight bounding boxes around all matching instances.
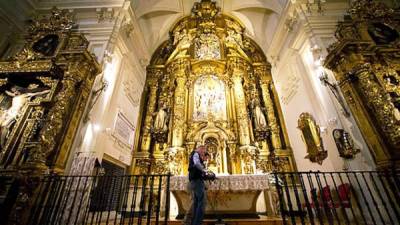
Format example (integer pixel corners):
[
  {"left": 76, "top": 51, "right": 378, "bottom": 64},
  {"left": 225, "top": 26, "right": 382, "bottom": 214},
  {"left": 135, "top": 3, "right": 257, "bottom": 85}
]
[{"left": 319, "top": 71, "right": 351, "bottom": 117}]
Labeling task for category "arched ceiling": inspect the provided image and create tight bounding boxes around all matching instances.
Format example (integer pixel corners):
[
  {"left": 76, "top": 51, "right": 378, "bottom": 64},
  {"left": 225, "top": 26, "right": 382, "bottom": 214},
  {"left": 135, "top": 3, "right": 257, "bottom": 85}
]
[{"left": 132, "top": 0, "right": 287, "bottom": 54}]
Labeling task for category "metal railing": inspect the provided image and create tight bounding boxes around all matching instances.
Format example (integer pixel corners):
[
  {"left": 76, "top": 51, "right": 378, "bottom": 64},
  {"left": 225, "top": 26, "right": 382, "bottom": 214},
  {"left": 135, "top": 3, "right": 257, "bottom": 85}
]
[
  {"left": 28, "top": 174, "right": 171, "bottom": 225},
  {"left": 273, "top": 171, "right": 400, "bottom": 225}
]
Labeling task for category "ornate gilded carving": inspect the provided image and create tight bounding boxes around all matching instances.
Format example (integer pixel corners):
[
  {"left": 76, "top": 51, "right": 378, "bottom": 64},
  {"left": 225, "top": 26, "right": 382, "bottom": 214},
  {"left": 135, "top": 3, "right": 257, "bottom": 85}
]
[
  {"left": 350, "top": 63, "right": 400, "bottom": 146},
  {"left": 133, "top": 0, "right": 295, "bottom": 175},
  {"left": 324, "top": 0, "right": 400, "bottom": 168},
  {"left": 348, "top": 0, "right": 394, "bottom": 21},
  {"left": 164, "top": 147, "right": 185, "bottom": 175},
  {"left": 192, "top": 0, "right": 219, "bottom": 21},
  {"left": 37, "top": 71, "right": 79, "bottom": 164},
  {"left": 0, "top": 8, "right": 100, "bottom": 225},
  {"left": 29, "top": 7, "right": 74, "bottom": 34},
  {"left": 297, "top": 113, "right": 327, "bottom": 165}
]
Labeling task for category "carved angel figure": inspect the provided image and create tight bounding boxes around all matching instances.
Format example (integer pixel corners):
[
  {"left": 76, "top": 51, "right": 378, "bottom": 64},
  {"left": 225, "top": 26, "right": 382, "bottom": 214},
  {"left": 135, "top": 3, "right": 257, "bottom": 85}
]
[{"left": 225, "top": 29, "right": 243, "bottom": 48}]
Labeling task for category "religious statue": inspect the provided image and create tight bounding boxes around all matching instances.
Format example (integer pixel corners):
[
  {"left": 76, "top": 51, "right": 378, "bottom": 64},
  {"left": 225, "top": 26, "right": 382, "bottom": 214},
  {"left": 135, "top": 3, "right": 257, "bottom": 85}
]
[
  {"left": 298, "top": 113, "right": 327, "bottom": 164},
  {"left": 153, "top": 103, "right": 169, "bottom": 132},
  {"left": 225, "top": 29, "right": 243, "bottom": 48},
  {"left": 250, "top": 99, "right": 267, "bottom": 130},
  {"left": 333, "top": 129, "right": 360, "bottom": 159},
  {"left": 166, "top": 29, "right": 193, "bottom": 63},
  {"left": 173, "top": 29, "right": 190, "bottom": 48},
  {"left": 0, "top": 84, "right": 50, "bottom": 147},
  {"left": 242, "top": 152, "right": 254, "bottom": 174},
  {"left": 383, "top": 73, "right": 400, "bottom": 120}
]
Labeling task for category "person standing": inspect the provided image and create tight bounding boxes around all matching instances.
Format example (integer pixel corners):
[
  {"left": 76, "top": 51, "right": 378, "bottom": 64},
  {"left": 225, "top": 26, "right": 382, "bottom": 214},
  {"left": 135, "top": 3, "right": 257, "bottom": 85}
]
[
  {"left": 183, "top": 150, "right": 210, "bottom": 225},
  {"left": 186, "top": 145, "right": 207, "bottom": 225}
]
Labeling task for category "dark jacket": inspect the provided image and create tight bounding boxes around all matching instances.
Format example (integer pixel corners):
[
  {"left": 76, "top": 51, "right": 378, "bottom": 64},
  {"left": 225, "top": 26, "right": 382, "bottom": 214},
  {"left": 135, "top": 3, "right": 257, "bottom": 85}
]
[{"left": 188, "top": 151, "right": 205, "bottom": 181}]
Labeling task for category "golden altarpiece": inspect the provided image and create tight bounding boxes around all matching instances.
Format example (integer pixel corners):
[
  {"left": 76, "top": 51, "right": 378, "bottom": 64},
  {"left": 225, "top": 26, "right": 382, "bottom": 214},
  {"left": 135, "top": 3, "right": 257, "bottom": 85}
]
[
  {"left": 325, "top": 0, "right": 400, "bottom": 169},
  {"left": 0, "top": 8, "right": 100, "bottom": 225},
  {"left": 0, "top": 8, "right": 100, "bottom": 173},
  {"left": 132, "top": 0, "right": 296, "bottom": 176}
]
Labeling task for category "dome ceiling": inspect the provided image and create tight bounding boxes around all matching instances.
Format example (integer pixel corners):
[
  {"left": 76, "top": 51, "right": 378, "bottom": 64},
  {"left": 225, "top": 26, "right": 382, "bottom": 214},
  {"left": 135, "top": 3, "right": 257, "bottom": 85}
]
[{"left": 132, "top": 0, "right": 286, "bottom": 54}]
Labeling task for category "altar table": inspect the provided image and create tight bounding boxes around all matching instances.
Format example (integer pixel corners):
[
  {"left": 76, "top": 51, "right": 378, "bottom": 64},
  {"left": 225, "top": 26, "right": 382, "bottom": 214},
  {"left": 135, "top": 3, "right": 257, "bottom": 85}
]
[{"left": 170, "top": 174, "right": 279, "bottom": 218}]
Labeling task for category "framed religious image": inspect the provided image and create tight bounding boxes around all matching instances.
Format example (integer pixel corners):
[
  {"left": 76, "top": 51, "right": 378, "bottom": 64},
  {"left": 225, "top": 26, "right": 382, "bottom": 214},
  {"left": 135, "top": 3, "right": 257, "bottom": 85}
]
[
  {"left": 32, "top": 34, "right": 61, "bottom": 57},
  {"left": 112, "top": 111, "right": 135, "bottom": 148}
]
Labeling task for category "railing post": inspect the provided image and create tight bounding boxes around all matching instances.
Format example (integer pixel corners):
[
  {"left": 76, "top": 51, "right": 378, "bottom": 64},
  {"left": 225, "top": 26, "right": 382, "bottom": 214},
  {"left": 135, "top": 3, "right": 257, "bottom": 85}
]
[
  {"left": 164, "top": 173, "right": 171, "bottom": 225},
  {"left": 273, "top": 172, "right": 287, "bottom": 225}
]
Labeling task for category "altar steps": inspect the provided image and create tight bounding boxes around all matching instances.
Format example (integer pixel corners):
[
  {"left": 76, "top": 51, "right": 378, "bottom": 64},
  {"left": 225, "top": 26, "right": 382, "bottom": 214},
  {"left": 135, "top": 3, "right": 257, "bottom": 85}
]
[{"left": 166, "top": 216, "right": 283, "bottom": 225}]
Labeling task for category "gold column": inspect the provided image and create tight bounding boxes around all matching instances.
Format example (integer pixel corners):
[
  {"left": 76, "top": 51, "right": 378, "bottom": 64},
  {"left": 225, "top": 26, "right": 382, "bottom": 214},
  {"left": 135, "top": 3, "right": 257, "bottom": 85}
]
[
  {"left": 32, "top": 69, "right": 80, "bottom": 170},
  {"left": 255, "top": 65, "right": 282, "bottom": 150},
  {"left": 140, "top": 68, "right": 161, "bottom": 153},
  {"left": 229, "top": 57, "right": 251, "bottom": 146},
  {"left": 169, "top": 58, "right": 189, "bottom": 148},
  {"left": 261, "top": 80, "right": 282, "bottom": 150},
  {"left": 355, "top": 65, "right": 399, "bottom": 148},
  {"left": 343, "top": 63, "right": 397, "bottom": 164}
]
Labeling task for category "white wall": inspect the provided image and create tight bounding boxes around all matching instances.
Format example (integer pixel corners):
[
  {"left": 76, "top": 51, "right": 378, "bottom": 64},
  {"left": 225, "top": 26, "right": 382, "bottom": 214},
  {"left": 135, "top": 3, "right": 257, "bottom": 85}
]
[
  {"left": 270, "top": 17, "right": 376, "bottom": 172},
  {"left": 65, "top": 3, "right": 149, "bottom": 174}
]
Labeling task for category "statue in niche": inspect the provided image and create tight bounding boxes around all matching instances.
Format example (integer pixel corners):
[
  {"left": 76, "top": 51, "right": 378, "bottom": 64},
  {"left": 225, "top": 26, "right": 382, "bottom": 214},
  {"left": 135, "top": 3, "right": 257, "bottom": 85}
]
[
  {"left": 32, "top": 34, "right": 60, "bottom": 56},
  {"left": 204, "top": 137, "right": 221, "bottom": 173},
  {"left": 242, "top": 150, "right": 255, "bottom": 174},
  {"left": 250, "top": 99, "right": 267, "bottom": 130},
  {"left": 333, "top": 129, "right": 360, "bottom": 159},
  {"left": 153, "top": 102, "right": 169, "bottom": 132},
  {"left": 386, "top": 93, "right": 400, "bottom": 121},
  {"left": 0, "top": 84, "right": 50, "bottom": 147},
  {"left": 382, "top": 73, "right": 400, "bottom": 120}
]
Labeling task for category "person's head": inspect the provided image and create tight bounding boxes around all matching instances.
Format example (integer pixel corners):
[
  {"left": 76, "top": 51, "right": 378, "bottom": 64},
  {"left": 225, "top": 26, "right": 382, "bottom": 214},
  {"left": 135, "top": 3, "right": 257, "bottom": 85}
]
[
  {"left": 10, "top": 87, "right": 20, "bottom": 94},
  {"left": 196, "top": 145, "right": 207, "bottom": 155},
  {"left": 202, "top": 152, "right": 210, "bottom": 161}
]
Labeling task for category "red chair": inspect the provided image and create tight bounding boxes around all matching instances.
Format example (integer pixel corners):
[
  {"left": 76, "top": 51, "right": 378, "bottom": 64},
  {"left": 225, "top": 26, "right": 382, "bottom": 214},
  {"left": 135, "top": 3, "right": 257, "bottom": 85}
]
[
  {"left": 321, "top": 185, "right": 335, "bottom": 208},
  {"left": 335, "top": 183, "right": 351, "bottom": 208},
  {"left": 303, "top": 186, "right": 335, "bottom": 209}
]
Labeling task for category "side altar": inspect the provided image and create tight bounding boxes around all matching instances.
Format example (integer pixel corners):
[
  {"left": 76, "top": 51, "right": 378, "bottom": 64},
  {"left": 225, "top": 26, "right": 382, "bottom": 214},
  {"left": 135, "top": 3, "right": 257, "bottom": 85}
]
[
  {"left": 170, "top": 174, "right": 279, "bottom": 218},
  {"left": 131, "top": 0, "right": 297, "bottom": 219}
]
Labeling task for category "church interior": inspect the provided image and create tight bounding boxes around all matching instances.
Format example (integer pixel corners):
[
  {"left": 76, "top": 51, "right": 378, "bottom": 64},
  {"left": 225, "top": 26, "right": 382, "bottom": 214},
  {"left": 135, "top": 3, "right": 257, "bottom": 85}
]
[{"left": 0, "top": 0, "right": 399, "bottom": 224}]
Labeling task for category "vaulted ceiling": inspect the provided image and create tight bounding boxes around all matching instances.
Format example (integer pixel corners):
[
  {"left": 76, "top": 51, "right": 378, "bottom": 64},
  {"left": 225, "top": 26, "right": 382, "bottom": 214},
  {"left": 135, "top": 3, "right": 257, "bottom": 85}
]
[
  {"left": 0, "top": 0, "right": 354, "bottom": 62},
  {"left": 132, "top": 0, "right": 287, "bottom": 55}
]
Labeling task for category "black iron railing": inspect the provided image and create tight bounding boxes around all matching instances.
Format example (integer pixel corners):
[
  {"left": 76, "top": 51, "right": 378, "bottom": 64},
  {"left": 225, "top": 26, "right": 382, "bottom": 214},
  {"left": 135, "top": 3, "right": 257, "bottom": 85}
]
[
  {"left": 273, "top": 171, "right": 400, "bottom": 225},
  {"left": 28, "top": 174, "right": 172, "bottom": 225}
]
